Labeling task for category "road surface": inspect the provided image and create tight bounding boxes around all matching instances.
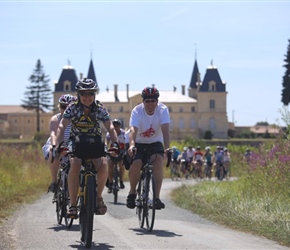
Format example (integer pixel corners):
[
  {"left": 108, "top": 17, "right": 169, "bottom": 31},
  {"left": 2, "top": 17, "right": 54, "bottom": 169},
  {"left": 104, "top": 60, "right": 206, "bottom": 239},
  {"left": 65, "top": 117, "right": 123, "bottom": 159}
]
[{"left": 0, "top": 178, "right": 288, "bottom": 249}]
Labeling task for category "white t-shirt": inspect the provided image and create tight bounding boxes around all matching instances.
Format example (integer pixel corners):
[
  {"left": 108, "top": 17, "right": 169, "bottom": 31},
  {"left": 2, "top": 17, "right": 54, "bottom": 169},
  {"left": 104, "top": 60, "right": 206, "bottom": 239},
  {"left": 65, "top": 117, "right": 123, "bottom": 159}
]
[{"left": 129, "top": 102, "right": 170, "bottom": 144}]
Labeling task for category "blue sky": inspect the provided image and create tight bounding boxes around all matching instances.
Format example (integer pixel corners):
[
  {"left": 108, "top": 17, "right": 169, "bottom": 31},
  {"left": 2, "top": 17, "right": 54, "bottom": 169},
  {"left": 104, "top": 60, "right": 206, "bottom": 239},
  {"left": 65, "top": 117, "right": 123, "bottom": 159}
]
[{"left": 1, "top": 1, "right": 290, "bottom": 126}]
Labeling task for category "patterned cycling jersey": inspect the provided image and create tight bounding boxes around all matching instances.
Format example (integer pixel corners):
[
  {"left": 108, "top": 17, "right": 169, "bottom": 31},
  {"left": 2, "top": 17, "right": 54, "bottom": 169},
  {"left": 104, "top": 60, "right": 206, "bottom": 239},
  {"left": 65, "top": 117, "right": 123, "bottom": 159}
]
[{"left": 63, "top": 100, "right": 110, "bottom": 137}]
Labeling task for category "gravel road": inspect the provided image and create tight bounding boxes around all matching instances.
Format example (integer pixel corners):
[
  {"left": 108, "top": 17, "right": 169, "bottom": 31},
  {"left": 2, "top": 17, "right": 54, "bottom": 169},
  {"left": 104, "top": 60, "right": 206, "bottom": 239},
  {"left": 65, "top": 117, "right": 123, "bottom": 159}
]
[{"left": 0, "top": 178, "right": 289, "bottom": 250}]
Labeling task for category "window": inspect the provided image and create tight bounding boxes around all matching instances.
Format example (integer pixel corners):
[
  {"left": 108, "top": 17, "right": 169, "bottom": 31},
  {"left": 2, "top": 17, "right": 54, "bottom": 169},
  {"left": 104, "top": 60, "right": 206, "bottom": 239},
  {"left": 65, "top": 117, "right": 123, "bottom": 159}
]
[
  {"left": 209, "top": 118, "right": 215, "bottom": 129},
  {"left": 190, "top": 119, "right": 196, "bottom": 129},
  {"left": 107, "top": 107, "right": 111, "bottom": 112},
  {"left": 210, "top": 99, "right": 215, "bottom": 109},
  {"left": 168, "top": 106, "right": 172, "bottom": 112},
  {"left": 119, "top": 106, "right": 123, "bottom": 112},
  {"left": 179, "top": 119, "right": 184, "bottom": 129},
  {"left": 209, "top": 81, "right": 216, "bottom": 91},
  {"left": 191, "top": 106, "right": 195, "bottom": 112},
  {"left": 64, "top": 80, "right": 71, "bottom": 91},
  {"left": 179, "top": 107, "right": 183, "bottom": 113}
]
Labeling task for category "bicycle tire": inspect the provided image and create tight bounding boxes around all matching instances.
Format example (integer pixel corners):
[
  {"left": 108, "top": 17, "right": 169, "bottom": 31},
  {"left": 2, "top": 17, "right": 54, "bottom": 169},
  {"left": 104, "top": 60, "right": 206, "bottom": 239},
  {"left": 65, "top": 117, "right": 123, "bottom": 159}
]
[
  {"left": 144, "top": 174, "right": 156, "bottom": 232},
  {"left": 79, "top": 174, "right": 95, "bottom": 248},
  {"left": 63, "top": 175, "right": 73, "bottom": 228},
  {"left": 56, "top": 179, "right": 63, "bottom": 225},
  {"left": 136, "top": 176, "right": 145, "bottom": 228},
  {"left": 113, "top": 166, "right": 119, "bottom": 204}
]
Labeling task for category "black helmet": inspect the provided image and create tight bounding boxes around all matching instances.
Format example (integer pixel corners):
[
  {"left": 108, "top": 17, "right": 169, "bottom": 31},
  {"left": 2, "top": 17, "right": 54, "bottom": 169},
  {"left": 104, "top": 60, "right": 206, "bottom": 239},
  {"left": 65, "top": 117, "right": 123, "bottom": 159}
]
[
  {"left": 112, "top": 119, "right": 121, "bottom": 126},
  {"left": 141, "top": 86, "right": 160, "bottom": 99},
  {"left": 75, "top": 78, "right": 99, "bottom": 92}
]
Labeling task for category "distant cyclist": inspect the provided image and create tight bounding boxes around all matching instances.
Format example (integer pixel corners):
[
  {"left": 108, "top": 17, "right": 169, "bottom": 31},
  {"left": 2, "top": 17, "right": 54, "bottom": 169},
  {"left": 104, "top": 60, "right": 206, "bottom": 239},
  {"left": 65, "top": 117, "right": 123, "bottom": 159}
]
[
  {"left": 106, "top": 118, "right": 126, "bottom": 192},
  {"left": 192, "top": 146, "right": 204, "bottom": 178},
  {"left": 204, "top": 146, "right": 213, "bottom": 179},
  {"left": 244, "top": 148, "right": 252, "bottom": 164},
  {"left": 223, "top": 147, "right": 231, "bottom": 176},
  {"left": 42, "top": 94, "right": 76, "bottom": 193}
]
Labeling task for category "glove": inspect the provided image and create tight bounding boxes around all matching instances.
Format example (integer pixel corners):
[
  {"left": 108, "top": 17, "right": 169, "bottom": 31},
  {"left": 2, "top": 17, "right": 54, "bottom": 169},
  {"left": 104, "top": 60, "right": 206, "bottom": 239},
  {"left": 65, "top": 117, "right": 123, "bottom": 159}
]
[{"left": 113, "top": 142, "right": 119, "bottom": 149}]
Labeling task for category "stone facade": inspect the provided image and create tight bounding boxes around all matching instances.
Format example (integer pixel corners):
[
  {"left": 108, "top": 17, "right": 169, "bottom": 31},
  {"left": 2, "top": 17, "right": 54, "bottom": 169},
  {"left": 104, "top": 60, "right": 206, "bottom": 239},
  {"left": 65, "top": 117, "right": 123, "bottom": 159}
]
[{"left": 0, "top": 59, "right": 229, "bottom": 140}]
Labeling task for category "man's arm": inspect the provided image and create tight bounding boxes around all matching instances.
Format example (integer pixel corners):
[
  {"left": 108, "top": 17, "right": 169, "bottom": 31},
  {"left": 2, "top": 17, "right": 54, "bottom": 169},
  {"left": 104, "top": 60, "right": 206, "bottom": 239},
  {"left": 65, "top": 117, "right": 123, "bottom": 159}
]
[{"left": 161, "top": 123, "right": 170, "bottom": 152}]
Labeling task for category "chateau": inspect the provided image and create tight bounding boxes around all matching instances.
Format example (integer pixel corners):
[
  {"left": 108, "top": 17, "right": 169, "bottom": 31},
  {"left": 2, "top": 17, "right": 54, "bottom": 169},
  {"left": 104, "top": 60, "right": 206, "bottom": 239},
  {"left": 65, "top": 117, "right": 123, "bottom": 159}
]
[{"left": 0, "top": 57, "right": 229, "bottom": 140}]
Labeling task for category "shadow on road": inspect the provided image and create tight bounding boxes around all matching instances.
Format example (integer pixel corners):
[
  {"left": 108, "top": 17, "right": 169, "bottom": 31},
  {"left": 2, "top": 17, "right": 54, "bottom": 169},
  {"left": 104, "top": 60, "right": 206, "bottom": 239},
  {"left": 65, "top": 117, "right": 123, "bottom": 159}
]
[{"left": 131, "top": 228, "right": 182, "bottom": 238}]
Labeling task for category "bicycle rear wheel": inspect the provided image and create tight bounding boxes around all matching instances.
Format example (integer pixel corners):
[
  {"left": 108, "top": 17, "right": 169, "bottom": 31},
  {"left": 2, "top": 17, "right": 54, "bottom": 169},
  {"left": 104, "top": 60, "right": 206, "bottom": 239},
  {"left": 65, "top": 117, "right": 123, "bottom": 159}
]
[
  {"left": 136, "top": 177, "right": 145, "bottom": 228},
  {"left": 144, "top": 174, "right": 156, "bottom": 232},
  {"left": 79, "top": 175, "right": 95, "bottom": 248}
]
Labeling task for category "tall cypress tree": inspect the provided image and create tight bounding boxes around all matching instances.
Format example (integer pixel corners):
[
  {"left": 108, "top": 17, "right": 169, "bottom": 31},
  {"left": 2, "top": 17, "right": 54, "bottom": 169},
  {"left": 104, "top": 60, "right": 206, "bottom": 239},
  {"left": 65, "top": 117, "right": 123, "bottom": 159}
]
[
  {"left": 281, "top": 39, "right": 290, "bottom": 105},
  {"left": 22, "top": 59, "right": 53, "bottom": 132}
]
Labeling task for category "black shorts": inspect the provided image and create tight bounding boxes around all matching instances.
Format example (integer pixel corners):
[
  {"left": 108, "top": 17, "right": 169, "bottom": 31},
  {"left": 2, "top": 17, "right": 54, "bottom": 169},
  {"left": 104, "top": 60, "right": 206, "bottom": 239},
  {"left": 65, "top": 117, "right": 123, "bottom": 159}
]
[
  {"left": 71, "top": 134, "right": 105, "bottom": 159},
  {"left": 133, "top": 142, "right": 164, "bottom": 163}
]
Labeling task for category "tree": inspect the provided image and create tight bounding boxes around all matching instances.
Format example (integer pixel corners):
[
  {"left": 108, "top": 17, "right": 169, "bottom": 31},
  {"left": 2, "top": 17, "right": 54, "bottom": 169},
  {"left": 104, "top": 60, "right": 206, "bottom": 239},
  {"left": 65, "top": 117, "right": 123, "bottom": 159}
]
[
  {"left": 22, "top": 59, "right": 53, "bottom": 132},
  {"left": 281, "top": 39, "right": 290, "bottom": 105}
]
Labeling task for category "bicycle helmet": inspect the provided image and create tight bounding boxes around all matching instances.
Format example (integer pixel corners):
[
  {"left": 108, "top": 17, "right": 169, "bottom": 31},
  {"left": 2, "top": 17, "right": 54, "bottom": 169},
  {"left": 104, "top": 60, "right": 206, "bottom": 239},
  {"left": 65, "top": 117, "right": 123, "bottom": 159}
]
[
  {"left": 141, "top": 86, "right": 160, "bottom": 100},
  {"left": 205, "top": 146, "right": 210, "bottom": 151},
  {"left": 112, "top": 119, "right": 121, "bottom": 126},
  {"left": 75, "top": 78, "right": 99, "bottom": 92},
  {"left": 58, "top": 94, "right": 76, "bottom": 105}
]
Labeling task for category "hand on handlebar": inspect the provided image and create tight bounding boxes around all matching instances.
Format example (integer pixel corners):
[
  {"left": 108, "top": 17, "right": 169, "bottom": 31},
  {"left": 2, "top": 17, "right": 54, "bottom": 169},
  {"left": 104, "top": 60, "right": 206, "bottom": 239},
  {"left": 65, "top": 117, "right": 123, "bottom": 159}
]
[{"left": 128, "top": 146, "right": 137, "bottom": 158}]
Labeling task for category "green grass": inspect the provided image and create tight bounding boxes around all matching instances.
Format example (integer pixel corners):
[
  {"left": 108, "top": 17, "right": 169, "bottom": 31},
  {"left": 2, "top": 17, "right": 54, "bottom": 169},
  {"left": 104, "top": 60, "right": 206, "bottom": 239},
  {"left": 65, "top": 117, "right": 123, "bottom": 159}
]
[
  {"left": 171, "top": 180, "right": 290, "bottom": 247},
  {"left": 0, "top": 143, "right": 50, "bottom": 220}
]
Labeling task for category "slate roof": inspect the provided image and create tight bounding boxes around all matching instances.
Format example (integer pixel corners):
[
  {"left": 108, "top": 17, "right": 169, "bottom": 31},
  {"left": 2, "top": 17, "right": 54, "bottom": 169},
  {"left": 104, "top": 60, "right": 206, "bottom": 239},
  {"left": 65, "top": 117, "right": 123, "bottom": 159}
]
[
  {"left": 199, "top": 66, "right": 226, "bottom": 92},
  {"left": 55, "top": 65, "right": 78, "bottom": 91},
  {"left": 87, "top": 59, "right": 97, "bottom": 84},
  {"left": 189, "top": 59, "right": 200, "bottom": 89},
  {"left": 96, "top": 90, "right": 197, "bottom": 103}
]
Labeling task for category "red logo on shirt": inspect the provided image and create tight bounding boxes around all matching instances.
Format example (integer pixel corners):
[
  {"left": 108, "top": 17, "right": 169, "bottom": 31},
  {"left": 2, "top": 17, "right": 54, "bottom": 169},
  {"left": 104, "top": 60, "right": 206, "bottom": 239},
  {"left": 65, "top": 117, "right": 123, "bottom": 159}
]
[{"left": 140, "top": 126, "right": 155, "bottom": 138}]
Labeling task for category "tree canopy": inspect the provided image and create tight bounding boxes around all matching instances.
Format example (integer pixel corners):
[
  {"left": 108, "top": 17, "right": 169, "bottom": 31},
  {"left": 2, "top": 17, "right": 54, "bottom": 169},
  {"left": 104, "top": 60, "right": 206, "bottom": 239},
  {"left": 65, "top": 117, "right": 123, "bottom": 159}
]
[
  {"left": 22, "top": 59, "right": 53, "bottom": 132},
  {"left": 281, "top": 39, "right": 290, "bottom": 105}
]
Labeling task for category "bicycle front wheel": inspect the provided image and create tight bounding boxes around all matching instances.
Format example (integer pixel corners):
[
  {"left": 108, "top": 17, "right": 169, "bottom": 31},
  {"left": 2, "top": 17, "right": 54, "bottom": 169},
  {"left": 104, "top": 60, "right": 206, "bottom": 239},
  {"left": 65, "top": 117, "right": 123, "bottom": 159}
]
[
  {"left": 79, "top": 174, "right": 95, "bottom": 248},
  {"left": 144, "top": 174, "right": 156, "bottom": 232},
  {"left": 136, "top": 177, "right": 145, "bottom": 228}
]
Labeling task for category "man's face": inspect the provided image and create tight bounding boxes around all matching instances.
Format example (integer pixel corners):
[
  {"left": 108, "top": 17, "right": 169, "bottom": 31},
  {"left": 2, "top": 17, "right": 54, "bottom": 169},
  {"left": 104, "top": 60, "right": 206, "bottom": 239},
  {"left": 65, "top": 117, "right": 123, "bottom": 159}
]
[{"left": 143, "top": 98, "right": 158, "bottom": 115}]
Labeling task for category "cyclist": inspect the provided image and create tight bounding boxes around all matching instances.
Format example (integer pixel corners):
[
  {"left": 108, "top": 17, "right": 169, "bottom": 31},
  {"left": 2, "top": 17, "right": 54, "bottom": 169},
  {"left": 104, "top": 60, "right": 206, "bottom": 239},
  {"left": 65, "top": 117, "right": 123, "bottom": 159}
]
[
  {"left": 192, "top": 146, "right": 204, "bottom": 178},
  {"left": 106, "top": 118, "right": 126, "bottom": 192},
  {"left": 186, "top": 145, "right": 195, "bottom": 176},
  {"left": 126, "top": 86, "right": 170, "bottom": 210},
  {"left": 244, "top": 148, "right": 252, "bottom": 164},
  {"left": 213, "top": 145, "right": 224, "bottom": 179},
  {"left": 54, "top": 78, "right": 118, "bottom": 218},
  {"left": 180, "top": 147, "right": 188, "bottom": 176},
  {"left": 170, "top": 146, "right": 181, "bottom": 179},
  {"left": 223, "top": 147, "right": 231, "bottom": 176},
  {"left": 204, "top": 146, "right": 213, "bottom": 178},
  {"left": 42, "top": 94, "right": 76, "bottom": 193}
]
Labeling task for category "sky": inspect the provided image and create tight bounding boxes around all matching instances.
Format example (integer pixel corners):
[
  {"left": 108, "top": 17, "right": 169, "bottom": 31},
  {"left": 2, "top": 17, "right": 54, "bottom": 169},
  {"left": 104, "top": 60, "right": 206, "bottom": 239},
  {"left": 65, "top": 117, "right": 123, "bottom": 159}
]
[{"left": 1, "top": 0, "right": 290, "bottom": 126}]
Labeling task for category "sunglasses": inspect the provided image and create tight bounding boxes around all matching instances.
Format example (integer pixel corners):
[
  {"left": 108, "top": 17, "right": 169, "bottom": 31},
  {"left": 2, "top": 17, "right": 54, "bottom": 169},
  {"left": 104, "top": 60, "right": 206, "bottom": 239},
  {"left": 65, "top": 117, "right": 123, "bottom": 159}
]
[
  {"left": 79, "top": 92, "right": 95, "bottom": 97},
  {"left": 60, "top": 104, "right": 68, "bottom": 109},
  {"left": 144, "top": 99, "right": 157, "bottom": 104}
]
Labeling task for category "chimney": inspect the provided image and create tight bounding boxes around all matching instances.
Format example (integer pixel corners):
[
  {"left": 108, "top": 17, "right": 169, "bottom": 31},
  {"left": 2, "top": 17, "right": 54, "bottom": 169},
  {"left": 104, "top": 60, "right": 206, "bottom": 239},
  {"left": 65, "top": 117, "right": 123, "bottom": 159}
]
[
  {"left": 114, "top": 84, "right": 119, "bottom": 102},
  {"left": 126, "top": 84, "right": 129, "bottom": 100},
  {"left": 181, "top": 85, "right": 185, "bottom": 95},
  {"left": 80, "top": 73, "right": 83, "bottom": 80}
]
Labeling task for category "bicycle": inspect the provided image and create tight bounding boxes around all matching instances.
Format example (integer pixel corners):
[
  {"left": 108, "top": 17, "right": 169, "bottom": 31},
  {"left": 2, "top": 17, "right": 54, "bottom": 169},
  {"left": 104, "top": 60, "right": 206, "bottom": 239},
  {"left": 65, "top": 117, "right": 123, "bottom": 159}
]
[
  {"left": 51, "top": 142, "right": 73, "bottom": 228},
  {"left": 135, "top": 147, "right": 157, "bottom": 232},
  {"left": 170, "top": 159, "right": 180, "bottom": 181},
  {"left": 56, "top": 141, "right": 105, "bottom": 248},
  {"left": 106, "top": 148, "right": 125, "bottom": 204},
  {"left": 203, "top": 161, "right": 213, "bottom": 179},
  {"left": 215, "top": 161, "right": 225, "bottom": 181}
]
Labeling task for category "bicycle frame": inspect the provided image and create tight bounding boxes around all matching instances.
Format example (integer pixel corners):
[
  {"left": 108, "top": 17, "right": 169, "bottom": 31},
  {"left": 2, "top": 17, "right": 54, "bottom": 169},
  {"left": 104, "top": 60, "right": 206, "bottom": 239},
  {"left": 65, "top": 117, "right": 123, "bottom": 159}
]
[{"left": 136, "top": 148, "right": 156, "bottom": 232}]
